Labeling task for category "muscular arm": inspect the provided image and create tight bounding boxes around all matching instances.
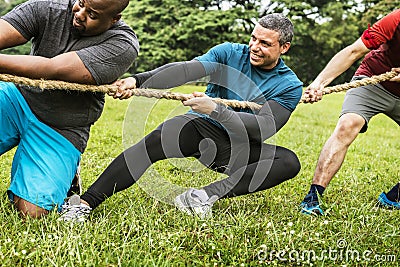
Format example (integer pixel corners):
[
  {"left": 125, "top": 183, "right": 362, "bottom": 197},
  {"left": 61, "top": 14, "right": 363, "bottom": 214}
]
[
  {"left": 0, "top": 19, "right": 27, "bottom": 49},
  {"left": 0, "top": 19, "right": 95, "bottom": 84},
  {"left": 311, "top": 38, "right": 370, "bottom": 88},
  {"left": 304, "top": 38, "right": 370, "bottom": 102},
  {"left": 0, "top": 52, "right": 95, "bottom": 84}
]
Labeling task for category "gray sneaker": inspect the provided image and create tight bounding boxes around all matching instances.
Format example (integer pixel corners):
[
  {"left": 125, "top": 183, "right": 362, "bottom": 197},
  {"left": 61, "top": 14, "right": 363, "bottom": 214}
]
[
  {"left": 174, "top": 188, "right": 218, "bottom": 219},
  {"left": 58, "top": 194, "right": 91, "bottom": 222}
]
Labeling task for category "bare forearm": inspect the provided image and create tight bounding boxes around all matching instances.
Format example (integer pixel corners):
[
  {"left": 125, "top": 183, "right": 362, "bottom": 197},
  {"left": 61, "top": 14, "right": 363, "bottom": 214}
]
[
  {"left": 314, "top": 39, "right": 369, "bottom": 87},
  {"left": 0, "top": 54, "right": 52, "bottom": 78},
  {"left": 0, "top": 53, "right": 95, "bottom": 84}
]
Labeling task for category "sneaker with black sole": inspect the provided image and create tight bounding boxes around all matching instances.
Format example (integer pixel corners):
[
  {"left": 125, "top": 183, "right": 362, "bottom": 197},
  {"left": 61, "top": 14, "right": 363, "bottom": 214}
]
[
  {"left": 300, "top": 191, "right": 324, "bottom": 216},
  {"left": 377, "top": 192, "right": 400, "bottom": 209},
  {"left": 174, "top": 188, "right": 218, "bottom": 219},
  {"left": 58, "top": 194, "right": 91, "bottom": 222}
]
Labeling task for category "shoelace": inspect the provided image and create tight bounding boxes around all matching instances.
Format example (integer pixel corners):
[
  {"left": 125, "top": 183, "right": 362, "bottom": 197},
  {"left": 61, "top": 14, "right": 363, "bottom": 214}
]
[{"left": 61, "top": 204, "right": 91, "bottom": 219}]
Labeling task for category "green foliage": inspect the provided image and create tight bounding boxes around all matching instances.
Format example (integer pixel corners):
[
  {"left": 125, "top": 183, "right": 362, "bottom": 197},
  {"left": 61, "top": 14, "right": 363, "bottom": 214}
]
[
  {"left": 0, "top": 0, "right": 32, "bottom": 55},
  {"left": 0, "top": 0, "right": 8, "bottom": 15},
  {"left": 268, "top": 0, "right": 361, "bottom": 84},
  {"left": 121, "top": 0, "right": 396, "bottom": 85},
  {"left": 360, "top": 0, "right": 398, "bottom": 25},
  {"left": 0, "top": 0, "right": 26, "bottom": 16},
  {"left": 123, "top": 0, "right": 257, "bottom": 73}
]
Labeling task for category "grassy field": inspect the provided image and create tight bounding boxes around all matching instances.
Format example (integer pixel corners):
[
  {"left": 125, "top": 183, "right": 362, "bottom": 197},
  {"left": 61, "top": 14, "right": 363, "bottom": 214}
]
[{"left": 0, "top": 85, "right": 399, "bottom": 266}]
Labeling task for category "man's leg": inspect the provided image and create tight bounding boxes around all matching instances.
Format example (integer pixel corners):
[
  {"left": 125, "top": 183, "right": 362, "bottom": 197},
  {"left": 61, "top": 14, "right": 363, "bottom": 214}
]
[
  {"left": 175, "top": 142, "right": 300, "bottom": 219},
  {"left": 202, "top": 145, "right": 300, "bottom": 198},
  {"left": 377, "top": 95, "right": 400, "bottom": 209},
  {"left": 13, "top": 196, "right": 48, "bottom": 218},
  {"left": 0, "top": 82, "right": 80, "bottom": 218},
  {"left": 59, "top": 115, "right": 205, "bottom": 221},
  {"left": 67, "top": 165, "right": 82, "bottom": 197},
  {"left": 0, "top": 83, "right": 21, "bottom": 154},
  {"left": 9, "top": 122, "right": 80, "bottom": 217},
  {"left": 300, "top": 113, "right": 364, "bottom": 215},
  {"left": 312, "top": 113, "right": 365, "bottom": 187}
]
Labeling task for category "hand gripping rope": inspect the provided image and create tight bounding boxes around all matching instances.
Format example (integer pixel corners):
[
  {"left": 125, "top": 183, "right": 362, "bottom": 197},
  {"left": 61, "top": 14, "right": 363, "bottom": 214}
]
[{"left": 0, "top": 70, "right": 397, "bottom": 110}]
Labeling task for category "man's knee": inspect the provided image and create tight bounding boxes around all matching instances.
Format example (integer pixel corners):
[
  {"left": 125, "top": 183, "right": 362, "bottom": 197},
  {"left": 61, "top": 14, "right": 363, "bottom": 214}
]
[
  {"left": 14, "top": 196, "right": 49, "bottom": 218},
  {"left": 336, "top": 113, "right": 365, "bottom": 137},
  {"left": 283, "top": 149, "right": 301, "bottom": 178},
  {"left": 274, "top": 147, "right": 301, "bottom": 179}
]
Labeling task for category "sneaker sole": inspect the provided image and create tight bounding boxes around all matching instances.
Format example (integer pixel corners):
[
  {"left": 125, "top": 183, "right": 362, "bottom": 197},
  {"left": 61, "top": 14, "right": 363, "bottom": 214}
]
[
  {"left": 300, "top": 203, "right": 324, "bottom": 216},
  {"left": 378, "top": 193, "right": 400, "bottom": 209}
]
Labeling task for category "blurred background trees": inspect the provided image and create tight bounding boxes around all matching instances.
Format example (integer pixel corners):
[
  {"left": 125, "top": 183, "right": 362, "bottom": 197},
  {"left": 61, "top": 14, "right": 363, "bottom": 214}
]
[{"left": 0, "top": 0, "right": 397, "bottom": 85}]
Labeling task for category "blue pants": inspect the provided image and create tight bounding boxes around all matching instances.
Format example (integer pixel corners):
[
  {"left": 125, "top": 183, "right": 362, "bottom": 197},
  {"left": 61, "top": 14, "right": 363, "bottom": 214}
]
[{"left": 0, "top": 82, "right": 81, "bottom": 210}]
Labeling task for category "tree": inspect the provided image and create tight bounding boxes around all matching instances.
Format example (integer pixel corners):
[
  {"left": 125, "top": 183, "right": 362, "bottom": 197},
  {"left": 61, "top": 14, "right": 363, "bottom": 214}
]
[
  {"left": 1, "top": 0, "right": 31, "bottom": 55},
  {"left": 262, "top": 0, "right": 361, "bottom": 85},
  {"left": 123, "top": 0, "right": 258, "bottom": 73},
  {"left": 264, "top": 0, "right": 398, "bottom": 85},
  {"left": 1, "top": 0, "right": 396, "bottom": 82},
  {"left": 0, "top": 0, "right": 9, "bottom": 15},
  {"left": 360, "top": 0, "right": 398, "bottom": 24}
]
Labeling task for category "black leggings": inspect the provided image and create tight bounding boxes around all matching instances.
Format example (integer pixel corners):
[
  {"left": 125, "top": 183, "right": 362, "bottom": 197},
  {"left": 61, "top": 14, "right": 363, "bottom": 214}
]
[{"left": 81, "top": 115, "right": 301, "bottom": 209}]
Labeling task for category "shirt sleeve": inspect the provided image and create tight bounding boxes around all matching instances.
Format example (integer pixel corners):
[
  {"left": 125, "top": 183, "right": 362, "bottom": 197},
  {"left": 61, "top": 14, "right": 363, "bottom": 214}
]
[
  {"left": 1, "top": 0, "right": 42, "bottom": 40},
  {"left": 133, "top": 61, "right": 206, "bottom": 88},
  {"left": 209, "top": 100, "right": 292, "bottom": 142},
  {"left": 76, "top": 32, "right": 139, "bottom": 85},
  {"left": 361, "top": 9, "right": 400, "bottom": 49},
  {"left": 195, "top": 42, "right": 232, "bottom": 75}
]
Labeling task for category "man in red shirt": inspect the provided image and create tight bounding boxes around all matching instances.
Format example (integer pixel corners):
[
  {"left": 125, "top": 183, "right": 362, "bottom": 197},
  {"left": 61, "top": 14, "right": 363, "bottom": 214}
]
[{"left": 300, "top": 9, "right": 400, "bottom": 215}]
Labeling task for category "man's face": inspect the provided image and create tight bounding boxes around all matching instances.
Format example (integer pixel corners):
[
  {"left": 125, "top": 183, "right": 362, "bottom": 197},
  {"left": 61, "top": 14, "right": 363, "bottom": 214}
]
[
  {"left": 248, "top": 24, "right": 290, "bottom": 70},
  {"left": 72, "top": 0, "right": 120, "bottom": 36}
]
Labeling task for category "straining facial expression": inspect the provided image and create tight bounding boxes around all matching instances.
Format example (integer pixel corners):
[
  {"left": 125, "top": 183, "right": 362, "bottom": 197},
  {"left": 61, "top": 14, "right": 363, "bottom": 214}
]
[{"left": 72, "top": 0, "right": 124, "bottom": 36}]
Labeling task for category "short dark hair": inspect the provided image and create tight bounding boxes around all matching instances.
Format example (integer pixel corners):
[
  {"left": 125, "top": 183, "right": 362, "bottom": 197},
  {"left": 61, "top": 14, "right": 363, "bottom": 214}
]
[{"left": 258, "top": 13, "right": 294, "bottom": 45}]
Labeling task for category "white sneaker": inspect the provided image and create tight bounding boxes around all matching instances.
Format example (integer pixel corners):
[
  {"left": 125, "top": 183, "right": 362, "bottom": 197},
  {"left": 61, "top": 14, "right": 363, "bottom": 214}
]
[
  {"left": 174, "top": 188, "right": 218, "bottom": 219},
  {"left": 58, "top": 194, "right": 91, "bottom": 222}
]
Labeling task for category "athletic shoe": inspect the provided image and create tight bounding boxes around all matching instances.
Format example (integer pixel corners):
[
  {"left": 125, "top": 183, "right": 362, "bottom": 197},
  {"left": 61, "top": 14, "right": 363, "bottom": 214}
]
[
  {"left": 174, "top": 188, "right": 219, "bottom": 219},
  {"left": 300, "top": 191, "right": 324, "bottom": 216},
  {"left": 67, "top": 166, "right": 82, "bottom": 197},
  {"left": 58, "top": 194, "right": 91, "bottom": 222},
  {"left": 377, "top": 192, "right": 400, "bottom": 209}
]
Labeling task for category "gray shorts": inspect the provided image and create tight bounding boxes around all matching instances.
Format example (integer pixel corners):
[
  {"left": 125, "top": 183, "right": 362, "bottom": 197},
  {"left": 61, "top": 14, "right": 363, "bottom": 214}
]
[{"left": 341, "top": 76, "right": 400, "bottom": 133}]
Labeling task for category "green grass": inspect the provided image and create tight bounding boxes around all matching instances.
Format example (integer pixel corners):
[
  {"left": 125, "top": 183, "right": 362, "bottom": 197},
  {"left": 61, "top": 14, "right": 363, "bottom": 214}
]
[{"left": 0, "top": 85, "right": 399, "bottom": 266}]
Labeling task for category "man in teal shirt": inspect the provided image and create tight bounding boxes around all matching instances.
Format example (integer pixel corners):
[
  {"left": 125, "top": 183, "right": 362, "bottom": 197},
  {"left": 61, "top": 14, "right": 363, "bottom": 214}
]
[{"left": 60, "top": 13, "right": 303, "bottom": 222}]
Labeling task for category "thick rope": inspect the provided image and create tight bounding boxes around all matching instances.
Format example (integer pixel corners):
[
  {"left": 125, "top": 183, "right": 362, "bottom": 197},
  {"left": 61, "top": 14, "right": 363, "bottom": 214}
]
[
  {"left": 299, "top": 70, "right": 398, "bottom": 103},
  {"left": 0, "top": 70, "right": 397, "bottom": 109},
  {"left": 0, "top": 74, "right": 261, "bottom": 110}
]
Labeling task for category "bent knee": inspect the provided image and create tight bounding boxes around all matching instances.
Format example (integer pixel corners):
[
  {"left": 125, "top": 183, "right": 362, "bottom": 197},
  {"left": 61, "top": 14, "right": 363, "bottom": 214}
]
[
  {"left": 279, "top": 148, "right": 301, "bottom": 178},
  {"left": 287, "top": 151, "right": 301, "bottom": 178},
  {"left": 14, "top": 196, "right": 49, "bottom": 218},
  {"left": 336, "top": 113, "right": 365, "bottom": 135}
]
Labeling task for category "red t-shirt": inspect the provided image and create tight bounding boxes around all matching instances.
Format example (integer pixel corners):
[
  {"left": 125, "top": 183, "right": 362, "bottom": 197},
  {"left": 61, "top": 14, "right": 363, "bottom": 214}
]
[{"left": 356, "top": 9, "right": 400, "bottom": 96}]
